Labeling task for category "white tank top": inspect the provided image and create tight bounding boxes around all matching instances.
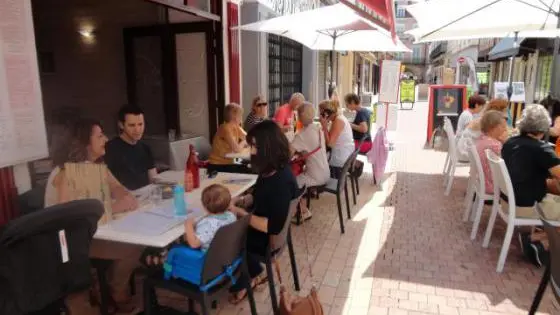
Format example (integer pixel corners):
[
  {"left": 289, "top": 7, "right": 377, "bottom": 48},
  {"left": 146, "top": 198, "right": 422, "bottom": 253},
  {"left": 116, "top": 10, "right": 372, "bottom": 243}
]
[{"left": 330, "top": 115, "right": 355, "bottom": 168}]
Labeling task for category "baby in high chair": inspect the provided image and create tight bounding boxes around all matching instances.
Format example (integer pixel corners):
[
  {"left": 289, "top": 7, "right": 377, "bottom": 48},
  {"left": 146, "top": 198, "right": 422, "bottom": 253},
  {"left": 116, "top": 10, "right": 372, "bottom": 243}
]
[{"left": 184, "top": 184, "right": 236, "bottom": 250}]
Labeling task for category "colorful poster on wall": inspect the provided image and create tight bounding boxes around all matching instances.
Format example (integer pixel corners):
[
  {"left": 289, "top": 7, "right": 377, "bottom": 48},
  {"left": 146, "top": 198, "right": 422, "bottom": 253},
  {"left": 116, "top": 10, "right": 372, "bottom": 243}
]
[{"left": 400, "top": 80, "right": 415, "bottom": 103}]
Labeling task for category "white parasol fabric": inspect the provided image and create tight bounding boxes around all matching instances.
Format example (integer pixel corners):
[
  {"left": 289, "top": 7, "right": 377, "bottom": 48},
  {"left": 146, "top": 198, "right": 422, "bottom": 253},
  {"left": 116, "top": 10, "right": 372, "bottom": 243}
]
[
  {"left": 405, "top": 0, "right": 560, "bottom": 43},
  {"left": 233, "top": 3, "right": 410, "bottom": 52}
]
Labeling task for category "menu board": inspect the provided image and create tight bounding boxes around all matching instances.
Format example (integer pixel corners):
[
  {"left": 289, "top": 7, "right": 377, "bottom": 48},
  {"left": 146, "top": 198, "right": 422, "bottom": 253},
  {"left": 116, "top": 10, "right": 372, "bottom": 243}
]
[
  {"left": 0, "top": 0, "right": 48, "bottom": 168},
  {"left": 399, "top": 80, "right": 415, "bottom": 103},
  {"left": 379, "top": 60, "right": 401, "bottom": 104}
]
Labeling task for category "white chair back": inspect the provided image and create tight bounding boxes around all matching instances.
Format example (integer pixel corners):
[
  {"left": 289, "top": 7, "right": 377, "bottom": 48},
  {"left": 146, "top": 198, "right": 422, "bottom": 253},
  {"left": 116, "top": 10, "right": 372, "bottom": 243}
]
[
  {"left": 485, "top": 149, "right": 516, "bottom": 222},
  {"left": 467, "top": 139, "right": 485, "bottom": 194},
  {"left": 443, "top": 119, "right": 458, "bottom": 162}
]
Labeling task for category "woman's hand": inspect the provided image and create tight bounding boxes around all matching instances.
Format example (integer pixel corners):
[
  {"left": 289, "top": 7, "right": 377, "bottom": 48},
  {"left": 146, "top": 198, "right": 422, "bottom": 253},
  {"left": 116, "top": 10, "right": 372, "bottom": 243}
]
[
  {"left": 319, "top": 116, "right": 328, "bottom": 128},
  {"left": 113, "top": 194, "right": 138, "bottom": 213},
  {"left": 230, "top": 204, "right": 248, "bottom": 217}
]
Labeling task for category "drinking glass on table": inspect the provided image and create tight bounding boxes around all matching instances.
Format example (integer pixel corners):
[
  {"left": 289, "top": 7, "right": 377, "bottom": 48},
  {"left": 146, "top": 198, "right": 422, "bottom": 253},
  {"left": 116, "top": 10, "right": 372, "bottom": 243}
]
[{"left": 150, "top": 185, "right": 163, "bottom": 205}]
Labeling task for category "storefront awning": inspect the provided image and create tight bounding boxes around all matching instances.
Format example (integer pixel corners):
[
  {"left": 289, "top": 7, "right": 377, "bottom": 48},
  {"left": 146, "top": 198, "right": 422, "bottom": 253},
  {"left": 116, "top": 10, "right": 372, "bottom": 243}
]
[
  {"left": 488, "top": 37, "right": 526, "bottom": 61},
  {"left": 145, "top": 0, "right": 220, "bottom": 21},
  {"left": 341, "top": 0, "right": 396, "bottom": 42}
]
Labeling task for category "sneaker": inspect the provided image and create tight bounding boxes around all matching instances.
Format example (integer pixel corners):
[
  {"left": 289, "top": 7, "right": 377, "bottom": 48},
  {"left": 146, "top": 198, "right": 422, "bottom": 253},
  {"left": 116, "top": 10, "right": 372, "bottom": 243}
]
[{"left": 530, "top": 241, "right": 549, "bottom": 268}]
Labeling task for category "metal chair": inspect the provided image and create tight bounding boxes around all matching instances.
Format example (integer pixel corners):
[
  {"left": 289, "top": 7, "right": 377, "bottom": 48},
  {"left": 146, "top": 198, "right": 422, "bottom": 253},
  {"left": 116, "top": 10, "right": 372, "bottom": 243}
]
[
  {"left": 256, "top": 189, "right": 305, "bottom": 315},
  {"left": 143, "top": 215, "right": 257, "bottom": 315},
  {"left": 529, "top": 204, "right": 560, "bottom": 314}
]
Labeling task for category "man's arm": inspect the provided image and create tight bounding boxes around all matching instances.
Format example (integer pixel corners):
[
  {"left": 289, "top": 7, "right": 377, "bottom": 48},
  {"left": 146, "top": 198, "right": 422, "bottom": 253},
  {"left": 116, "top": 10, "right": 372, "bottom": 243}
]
[{"left": 350, "top": 122, "right": 368, "bottom": 133}]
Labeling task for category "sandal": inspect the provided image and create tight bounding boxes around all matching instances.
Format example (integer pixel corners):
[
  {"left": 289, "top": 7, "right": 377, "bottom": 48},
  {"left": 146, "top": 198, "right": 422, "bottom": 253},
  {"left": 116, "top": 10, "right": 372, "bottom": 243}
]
[
  {"left": 140, "top": 247, "right": 168, "bottom": 271},
  {"left": 228, "top": 290, "right": 249, "bottom": 305}
]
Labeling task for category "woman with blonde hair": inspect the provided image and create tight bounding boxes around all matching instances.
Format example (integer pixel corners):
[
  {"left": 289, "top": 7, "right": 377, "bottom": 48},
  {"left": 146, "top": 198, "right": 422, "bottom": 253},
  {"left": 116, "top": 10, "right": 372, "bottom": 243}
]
[
  {"left": 244, "top": 95, "right": 268, "bottom": 131},
  {"left": 319, "top": 99, "right": 354, "bottom": 178},
  {"left": 208, "top": 103, "right": 249, "bottom": 173}
]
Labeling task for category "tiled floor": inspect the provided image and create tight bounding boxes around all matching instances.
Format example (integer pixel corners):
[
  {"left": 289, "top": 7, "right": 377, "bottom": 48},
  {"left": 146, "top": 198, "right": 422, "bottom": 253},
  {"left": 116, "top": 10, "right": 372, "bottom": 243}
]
[{"left": 148, "top": 103, "right": 559, "bottom": 315}]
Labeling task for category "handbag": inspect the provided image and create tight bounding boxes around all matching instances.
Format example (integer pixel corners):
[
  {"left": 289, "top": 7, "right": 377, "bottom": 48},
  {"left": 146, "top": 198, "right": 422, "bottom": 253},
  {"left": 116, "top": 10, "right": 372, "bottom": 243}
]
[
  {"left": 290, "top": 128, "right": 323, "bottom": 176},
  {"left": 273, "top": 189, "right": 324, "bottom": 315}
]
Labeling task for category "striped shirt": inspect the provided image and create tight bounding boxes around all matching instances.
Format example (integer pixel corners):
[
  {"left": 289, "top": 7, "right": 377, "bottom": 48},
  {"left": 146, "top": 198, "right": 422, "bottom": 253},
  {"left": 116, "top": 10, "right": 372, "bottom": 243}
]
[{"left": 244, "top": 112, "right": 266, "bottom": 131}]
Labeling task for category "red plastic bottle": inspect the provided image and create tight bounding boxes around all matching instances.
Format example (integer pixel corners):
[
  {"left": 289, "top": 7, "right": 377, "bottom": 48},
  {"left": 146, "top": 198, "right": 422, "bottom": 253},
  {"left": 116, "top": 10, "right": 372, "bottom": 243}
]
[{"left": 186, "top": 144, "right": 200, "bottom": 189}]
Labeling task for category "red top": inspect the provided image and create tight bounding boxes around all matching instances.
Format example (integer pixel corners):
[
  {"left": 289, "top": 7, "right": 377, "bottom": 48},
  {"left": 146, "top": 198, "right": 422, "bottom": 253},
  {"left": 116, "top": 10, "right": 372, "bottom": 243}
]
[{"left": 274, "top": 104, "right": 295, "bottom": 127}]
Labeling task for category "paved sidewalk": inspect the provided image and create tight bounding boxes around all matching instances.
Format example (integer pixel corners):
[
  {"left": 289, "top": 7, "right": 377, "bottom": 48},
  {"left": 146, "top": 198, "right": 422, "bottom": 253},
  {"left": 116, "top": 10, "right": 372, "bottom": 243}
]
[{"left": 150, "top": 102, "right": 559, "bottom": 315}]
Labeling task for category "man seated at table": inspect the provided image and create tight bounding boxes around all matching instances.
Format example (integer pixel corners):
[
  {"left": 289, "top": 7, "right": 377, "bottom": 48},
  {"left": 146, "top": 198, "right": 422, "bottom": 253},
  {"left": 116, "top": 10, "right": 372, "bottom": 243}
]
[
  {"left": 105, "top": 105, "right": 157, "bottom": 190},
  {"left": 502, "top": 104, "right": 560, "bottom": 267},
  {"left": 274, "top": 92, "right": 305, "bottom": 133},
  {"left": 344, "top": 93, "right": 372, "bottom": 153}
]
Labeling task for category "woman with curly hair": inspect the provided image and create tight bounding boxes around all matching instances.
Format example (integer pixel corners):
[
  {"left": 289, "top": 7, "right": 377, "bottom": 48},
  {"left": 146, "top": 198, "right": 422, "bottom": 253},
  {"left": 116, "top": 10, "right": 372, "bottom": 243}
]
[{"left": 45, "top": 118, "right": 141, "bottom": 313}]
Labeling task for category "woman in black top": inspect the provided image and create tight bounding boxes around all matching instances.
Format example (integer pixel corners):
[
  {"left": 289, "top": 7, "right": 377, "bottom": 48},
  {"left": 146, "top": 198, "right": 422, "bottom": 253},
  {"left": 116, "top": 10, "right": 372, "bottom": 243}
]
[{"left": 229, "top": 120, "right": 298, "bottom": 302}]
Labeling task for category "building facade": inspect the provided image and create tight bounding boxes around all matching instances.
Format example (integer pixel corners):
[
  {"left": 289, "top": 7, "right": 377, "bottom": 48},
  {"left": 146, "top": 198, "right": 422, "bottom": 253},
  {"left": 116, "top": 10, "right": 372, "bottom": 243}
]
[{"left": 393, "top": 0, "right": 428, "bottom": 82}]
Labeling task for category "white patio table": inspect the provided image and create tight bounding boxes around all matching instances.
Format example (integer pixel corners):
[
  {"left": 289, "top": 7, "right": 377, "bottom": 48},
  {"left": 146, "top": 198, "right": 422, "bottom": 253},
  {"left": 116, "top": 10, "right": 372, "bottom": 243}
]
[{"left": 94, "top": 171, "right": 257, "bottom": 248}]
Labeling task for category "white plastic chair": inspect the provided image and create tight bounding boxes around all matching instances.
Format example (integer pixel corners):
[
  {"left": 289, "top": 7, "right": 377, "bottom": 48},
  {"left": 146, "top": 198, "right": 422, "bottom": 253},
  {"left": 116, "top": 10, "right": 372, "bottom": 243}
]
[
  {"left": 442, "top": 118, "right": 459, "bottom": 196},
  {"left": 483, "top": 149, "right": 560, "bottom": 272},
  {"left": 442, "top": 117, "right": 453, "bottom": 180},
  {"left": 464, "top": 141, "right": 493, "bottom": 240}
]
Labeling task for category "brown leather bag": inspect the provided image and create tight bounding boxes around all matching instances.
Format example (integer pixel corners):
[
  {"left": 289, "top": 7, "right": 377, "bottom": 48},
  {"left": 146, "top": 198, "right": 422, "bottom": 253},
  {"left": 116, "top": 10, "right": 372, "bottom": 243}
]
[
  {"left": 273, "top": 260, "right": 323, "bottom": 315},
  {"left": 272, "top": 189, "right": 324, "bottom": 315}
]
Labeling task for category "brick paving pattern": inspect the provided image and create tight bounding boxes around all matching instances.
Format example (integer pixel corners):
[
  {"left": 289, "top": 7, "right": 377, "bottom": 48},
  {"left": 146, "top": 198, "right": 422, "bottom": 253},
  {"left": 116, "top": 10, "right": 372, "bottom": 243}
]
[{"left": 141, "top": 103, "right": 559, "bottom": 314}]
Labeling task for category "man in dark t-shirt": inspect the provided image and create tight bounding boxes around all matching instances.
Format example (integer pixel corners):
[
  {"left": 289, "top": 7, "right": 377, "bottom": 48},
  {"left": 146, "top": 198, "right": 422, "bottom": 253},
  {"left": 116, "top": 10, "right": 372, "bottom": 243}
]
[
  {"left": 105, "top": 105, "right": 156, "bottom": 190},
  {"left": 502, "top": 135, "right": 560, "bottom": 207},
  {"left": 344, "top": 93, "right": 372, "bottom": 153}
]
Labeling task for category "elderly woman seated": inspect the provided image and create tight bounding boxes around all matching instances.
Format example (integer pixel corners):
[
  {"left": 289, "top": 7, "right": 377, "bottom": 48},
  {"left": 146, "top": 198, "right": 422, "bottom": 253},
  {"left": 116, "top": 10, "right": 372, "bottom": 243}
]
[
  {"left": 474, "top": 110, "right": 508, "bottom": 195},
  {"left": 291, "top": 102, "right": 330, "bottom": 220},
  {"left": 457, "top": 98, "right": 509, "bottom": 162},
  {"left": 208, "top": 103, "right": 250, "bottom": 173},
  {"left": 501, "top": 104, "right": 560, "bottom": 267}
]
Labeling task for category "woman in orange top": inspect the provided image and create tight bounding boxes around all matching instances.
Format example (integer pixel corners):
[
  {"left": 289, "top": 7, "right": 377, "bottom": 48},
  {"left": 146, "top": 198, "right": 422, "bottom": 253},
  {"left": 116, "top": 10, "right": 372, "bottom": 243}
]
[{"left": 208, "top": 103, "right": 250, "bottom": 173}]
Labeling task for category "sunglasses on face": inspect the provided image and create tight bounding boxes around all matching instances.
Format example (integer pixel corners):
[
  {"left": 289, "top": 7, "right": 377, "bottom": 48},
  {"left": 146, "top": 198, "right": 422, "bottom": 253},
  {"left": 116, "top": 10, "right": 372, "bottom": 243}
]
[
  {"left": 256, "top": 102, "right": 268, "bottom": 107},
  {"left": 321, "top": 110, "right": 334, "bottom": 118}
]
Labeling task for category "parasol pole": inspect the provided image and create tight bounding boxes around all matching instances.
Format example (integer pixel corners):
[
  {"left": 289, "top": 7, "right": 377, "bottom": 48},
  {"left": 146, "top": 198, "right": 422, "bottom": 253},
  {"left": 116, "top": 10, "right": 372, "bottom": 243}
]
[
  {"left": 549, "top": 3, "right": 560, "bottom": 99},
  {"left": 506, "top": 31, "right": 518, "bottom": 103},
  {"left": 329, "top": 31, "right": 337, "bottom": 98}
]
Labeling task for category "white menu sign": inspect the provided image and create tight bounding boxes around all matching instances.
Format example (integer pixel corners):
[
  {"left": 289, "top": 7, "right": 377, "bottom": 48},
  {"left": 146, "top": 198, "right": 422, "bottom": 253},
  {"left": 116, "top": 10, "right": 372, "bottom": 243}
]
[
  {"left": 0, "top": 0, "right": 48, "bottom": 168},
  {"left": 379, "top": 60, "right": 401, "bottom": 104}
]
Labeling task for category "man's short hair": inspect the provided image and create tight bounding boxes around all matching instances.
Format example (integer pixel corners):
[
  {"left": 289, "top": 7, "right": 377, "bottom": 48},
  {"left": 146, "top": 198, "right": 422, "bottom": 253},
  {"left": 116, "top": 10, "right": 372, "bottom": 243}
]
[
  {"left": 468, "top": 95, "right": 486, "bottom": 109},
  {"left": 344, "top": 93, "right": 360, "bottom": 105},
  {"left": 118, "top": 105, "right": 144, "bottom": 123}
]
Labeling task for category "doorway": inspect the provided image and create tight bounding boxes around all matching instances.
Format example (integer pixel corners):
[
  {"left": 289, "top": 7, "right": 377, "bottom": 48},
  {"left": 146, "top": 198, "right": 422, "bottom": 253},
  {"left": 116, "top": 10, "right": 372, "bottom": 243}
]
[{"left": 123, "top": 22, "right": 223, "bottom": 139}]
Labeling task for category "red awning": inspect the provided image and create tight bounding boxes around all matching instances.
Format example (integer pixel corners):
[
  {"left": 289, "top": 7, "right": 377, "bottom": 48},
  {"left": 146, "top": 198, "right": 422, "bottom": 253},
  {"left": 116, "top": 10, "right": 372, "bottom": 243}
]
[{"left": 354, "top": 0, "right": 397, "bottom": 43}]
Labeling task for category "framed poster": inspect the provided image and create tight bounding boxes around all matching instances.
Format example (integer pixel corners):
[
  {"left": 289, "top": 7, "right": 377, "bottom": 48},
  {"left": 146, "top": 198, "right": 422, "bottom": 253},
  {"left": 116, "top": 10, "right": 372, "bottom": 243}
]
[
  {"left": 494, "top": 81, "right": 525, "bottom": 102},
  {"left": 379, "top": 60, "right": 401, "bottom": 104},
  {"left": 434, "top": 88, "right": 460, "bottom": 116}
]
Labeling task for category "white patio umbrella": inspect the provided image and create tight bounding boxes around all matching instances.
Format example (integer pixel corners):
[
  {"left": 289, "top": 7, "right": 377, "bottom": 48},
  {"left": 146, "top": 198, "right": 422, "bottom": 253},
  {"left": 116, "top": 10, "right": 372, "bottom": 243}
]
[
  {"left": 404, "top": 0, "right": 560, "bottom": 100},
  {"left": 233, "top": 3, "right": 410, "bottom": 91}
]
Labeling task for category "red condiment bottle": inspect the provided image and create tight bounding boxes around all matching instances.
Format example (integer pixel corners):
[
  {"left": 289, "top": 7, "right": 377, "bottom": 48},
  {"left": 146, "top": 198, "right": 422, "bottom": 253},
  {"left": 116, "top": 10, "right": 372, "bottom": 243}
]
[{"left": 186, "top": 144, "right": 200, "bottom": 189}]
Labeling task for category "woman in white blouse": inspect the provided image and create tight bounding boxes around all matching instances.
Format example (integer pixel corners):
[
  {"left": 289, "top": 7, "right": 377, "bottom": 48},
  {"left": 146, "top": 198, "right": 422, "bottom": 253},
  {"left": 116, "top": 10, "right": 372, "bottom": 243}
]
[
  {"left": 291, "top": 102, "right": 330, "bottom": 219},
  {"left": 319, "top": 99, "right": 354, "bottom": 178}
]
